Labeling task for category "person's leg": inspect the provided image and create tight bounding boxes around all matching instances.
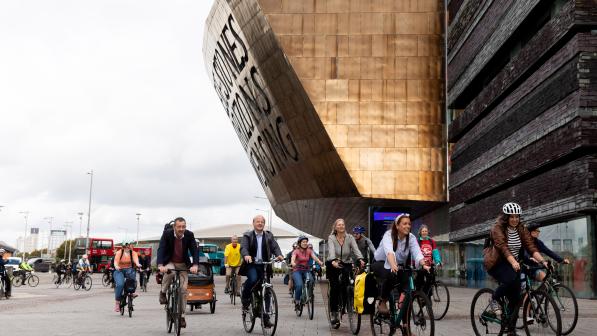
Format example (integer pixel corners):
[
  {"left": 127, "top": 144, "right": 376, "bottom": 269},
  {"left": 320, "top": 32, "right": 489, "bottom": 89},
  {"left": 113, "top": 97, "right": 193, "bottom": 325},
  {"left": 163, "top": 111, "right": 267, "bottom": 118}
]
[
  {"left": 225, "top": 266, "right": 232, "bottom": 292},
  {"left": 241, "top": 265, "right": 258, "bottom": 307},
  {"left": 328, "top": 266, "right": 341, "bottom": 312},
  {"left": 233, "top": 267, "right": 241, "bottom": 295},
  {"left": 292, "top": 271, "right": 304, "bottom": 303},
  {"left": 113, "top": 269, "right": 124, "bottom": 311}
]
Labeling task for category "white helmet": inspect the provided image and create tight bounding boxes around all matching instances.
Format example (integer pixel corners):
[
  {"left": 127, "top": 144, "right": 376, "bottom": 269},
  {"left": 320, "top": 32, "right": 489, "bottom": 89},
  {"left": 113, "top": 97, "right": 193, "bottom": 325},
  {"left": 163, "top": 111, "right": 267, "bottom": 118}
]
[
  {"left": 0, "top": 248, "right": 5, "bottom": 254},
  {"left": 502, "top": 202, "right": 522, "bottom": 215}
]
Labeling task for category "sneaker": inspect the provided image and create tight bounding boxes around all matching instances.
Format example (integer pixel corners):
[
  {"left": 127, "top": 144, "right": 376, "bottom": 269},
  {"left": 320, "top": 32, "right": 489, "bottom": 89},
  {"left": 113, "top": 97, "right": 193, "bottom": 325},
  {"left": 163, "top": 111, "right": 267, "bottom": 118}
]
[
  {"left": 330, "top": 311, "right": 339, "bottom": 325},
  {"left": 263, "top": 315, "right": 273, "bottom": 328},
  {"left": 224, "top": 288, "right": 230, "bottom": 294},
  {"left": 295, "top": 303, "right": 301, "bottom": 311},
  {"left": 114, "top": 302, "right": 120, "bottom": 312},
  {"left": 131, "top": 293, "right": 139, "bottom": 298},
  {"left": 242, "top": 302, "right": 250, "bottom": 312},
  {"left": 180, "top": 317, "right": 186, "bottom": 328},
  {"left": 159, "top": 291, "right": 167, "bottom": 304},
  {"left": 489, "top": 299, "right": 502, "bottom": 315},
  {"left": 525, "top": 316, "right": 534, "bottom": 324}
]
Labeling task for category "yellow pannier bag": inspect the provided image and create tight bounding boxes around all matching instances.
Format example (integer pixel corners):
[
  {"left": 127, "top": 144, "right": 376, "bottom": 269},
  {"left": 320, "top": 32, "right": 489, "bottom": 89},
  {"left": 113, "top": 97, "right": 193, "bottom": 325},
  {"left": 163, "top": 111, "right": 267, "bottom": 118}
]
[{"left": 354, "top": 271, "right": 367, "bottom": 314}]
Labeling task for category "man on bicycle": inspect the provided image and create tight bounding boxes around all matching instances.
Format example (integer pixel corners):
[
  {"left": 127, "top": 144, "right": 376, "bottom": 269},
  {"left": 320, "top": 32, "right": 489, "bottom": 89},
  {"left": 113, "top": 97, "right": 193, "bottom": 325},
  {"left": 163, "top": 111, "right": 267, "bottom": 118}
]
[
  {"left": 55, "top": 259, "right": 67, "bottom": 284},
  {"left": 0, "top": 248, "right": 11, "bottom": 298},
  {"left": 138, "top": 249, "right": 151, "bottom": 289},
  {"left": 352, "top": 226, "right": 376, "bottom": 263},
  {"left": 224, "top": 234, "right": 242, "bottom": 295},
  {"left": 77, "top": 255, "right": 92, "bottom": 289},
  {"left": 18, "top": 260, "right": 33, "bottom": 285},
  {"left": 240, "top": 215, "right": 284, "bottom": 327},
  {"left": 523, "top": 226, "right": 570, "bottom": 282},
  {"left": 157, "top": 217, "right": 199, "bottom": 329}
]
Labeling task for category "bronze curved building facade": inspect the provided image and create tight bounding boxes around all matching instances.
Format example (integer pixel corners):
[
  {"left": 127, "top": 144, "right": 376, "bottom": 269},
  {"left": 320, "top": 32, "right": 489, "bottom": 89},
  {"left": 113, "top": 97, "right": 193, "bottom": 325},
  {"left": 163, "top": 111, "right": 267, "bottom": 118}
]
[{"left": 203, "top": 0, "right": 447, "bottom": 239}]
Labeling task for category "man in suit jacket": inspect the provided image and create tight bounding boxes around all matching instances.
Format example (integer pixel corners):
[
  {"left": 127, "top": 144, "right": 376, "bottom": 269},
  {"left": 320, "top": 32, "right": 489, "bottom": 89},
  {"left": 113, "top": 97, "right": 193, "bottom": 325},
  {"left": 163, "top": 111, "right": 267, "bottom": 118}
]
[
  {"left": 157, "top": 217, "right": 199, "bottom": 329},
  {"left": 240, "top": 215, "right": 284, "bottom": 327}
]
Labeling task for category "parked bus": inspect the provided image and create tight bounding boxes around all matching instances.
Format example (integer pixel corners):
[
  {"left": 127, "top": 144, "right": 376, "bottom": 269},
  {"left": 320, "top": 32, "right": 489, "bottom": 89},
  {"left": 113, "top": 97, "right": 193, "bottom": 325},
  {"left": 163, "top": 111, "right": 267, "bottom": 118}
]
[
  {"left": 73, "top": 237, "right": 114, "bottom": 272},
  {"left": 197, "top": 242, "right": 225, "bottom": 275}
]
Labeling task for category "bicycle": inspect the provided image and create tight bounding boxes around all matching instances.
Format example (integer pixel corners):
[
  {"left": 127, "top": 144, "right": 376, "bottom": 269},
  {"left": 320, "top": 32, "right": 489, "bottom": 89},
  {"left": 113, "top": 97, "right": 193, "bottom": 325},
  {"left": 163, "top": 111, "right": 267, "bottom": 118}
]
[
  {"left": 327, "top": 261, "right": 361, "bottom": 334},
  {"left": 139, "top": 269, "right": 150, "bottom": 292},
  {"left": 0, "top": 272, "right": 10, "bottom": 299},
  {"left": 164, "top": 269, "right": 188, "bottom": 336},
  {"left": 102, "top": 268, "right": 114, "bottom": 287},
  {"left": 293, "top": 264, "right": 317, "bottom": 320},
  {"left": 120, "top": 275, "right": 138, "bottom": 318},
  {"left": 242, "top": 258, "right": 281, "bottom": 336},
  {"left": 12, "top": 270, "right": 39, "bottom": 287},
  {"left": 73, "top": 271, "right": 93, "bottom": 291},
  {"left": 421, "top": 264, "right": 450, "bottom": 320},
  {"left": 53, "top": 272, "right": 71, "bottom": 288},
  {"left": 534, "top": 262, "right": 578, "bottom": 335},
  {"left": 229, "top": 268, "right": 238, "bottom": 305},
  {"left": 471, "top": 263, "right": 562, "bottom": 336},
  {"left": 370, "top": 265, "right": 434, "bottom": 336}
]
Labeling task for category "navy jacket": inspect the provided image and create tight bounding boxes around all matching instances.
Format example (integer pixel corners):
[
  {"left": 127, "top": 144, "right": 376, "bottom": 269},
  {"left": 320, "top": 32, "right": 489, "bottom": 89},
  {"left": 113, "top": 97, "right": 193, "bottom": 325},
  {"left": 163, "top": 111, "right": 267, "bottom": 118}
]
[
  {"left": 157, "top": 229, "right": 199, "bottom": 267},
  {"left": 524, "top": 237, "right": 564, "bottom": 264}
]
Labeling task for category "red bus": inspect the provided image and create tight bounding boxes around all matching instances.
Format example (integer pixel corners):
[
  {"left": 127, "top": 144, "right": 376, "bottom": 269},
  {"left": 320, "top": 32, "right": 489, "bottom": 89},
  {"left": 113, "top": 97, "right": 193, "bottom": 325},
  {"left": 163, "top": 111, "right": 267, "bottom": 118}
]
[{"left": 73, "top": 237, "right": 114, "bottom": 272}]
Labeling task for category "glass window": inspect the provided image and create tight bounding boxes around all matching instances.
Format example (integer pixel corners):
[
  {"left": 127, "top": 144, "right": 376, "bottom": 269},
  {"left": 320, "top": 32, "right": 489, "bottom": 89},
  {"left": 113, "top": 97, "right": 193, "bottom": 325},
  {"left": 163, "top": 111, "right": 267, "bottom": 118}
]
[
  {"left": 563, "top": 239, "right": 573, "bottom": 252},
  {"left": 552, "top": 239, "right": 561, "bottom": 252},
  {"left": 201, "top": 246, "right": 217, "bottom": 253},
  {"left": 92, "top": 240, "right": 112, "bottom": 249}
]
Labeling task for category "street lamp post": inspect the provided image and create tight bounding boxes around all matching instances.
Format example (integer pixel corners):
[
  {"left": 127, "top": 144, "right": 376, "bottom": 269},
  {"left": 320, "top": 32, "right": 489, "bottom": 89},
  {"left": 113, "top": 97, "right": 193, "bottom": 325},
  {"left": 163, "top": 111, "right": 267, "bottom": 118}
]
[
  {"left": 135, "top": 213, "right": 142, "bottom": 245},
  {"left": 44, "top": 217, "right": 54, "bottom": 258},
  {"left": 19, "top": 211, "right": 29, "bottom": 260},
  {"left": 254, "top": 196, "right": 273, "bottom": 232},
  {"left": 77, "top": 212, "right": 84, "bottom": 237},
  {"left": 86, "top": 170, "right": 94, "bottom": 254}
]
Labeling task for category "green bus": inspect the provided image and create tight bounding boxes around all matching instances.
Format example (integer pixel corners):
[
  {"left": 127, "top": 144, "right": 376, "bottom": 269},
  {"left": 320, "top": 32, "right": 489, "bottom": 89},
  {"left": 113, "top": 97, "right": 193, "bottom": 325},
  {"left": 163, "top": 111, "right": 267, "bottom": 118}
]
[{"left": 196, "top": 242, "right": 225, "bottom": 275}]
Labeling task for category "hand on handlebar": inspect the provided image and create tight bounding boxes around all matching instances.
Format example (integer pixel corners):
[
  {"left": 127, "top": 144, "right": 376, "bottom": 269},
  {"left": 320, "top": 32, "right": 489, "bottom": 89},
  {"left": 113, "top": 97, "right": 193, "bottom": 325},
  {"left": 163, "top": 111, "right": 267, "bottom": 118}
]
[
  {"left": 244, "top": 256, "right": 253, "bottom": 264},
  {"left": 511, "top": 261, "right": 520, "bottom": 272},
  {"left": 158, "top": 265, "right": 168, "bottom": 274}
]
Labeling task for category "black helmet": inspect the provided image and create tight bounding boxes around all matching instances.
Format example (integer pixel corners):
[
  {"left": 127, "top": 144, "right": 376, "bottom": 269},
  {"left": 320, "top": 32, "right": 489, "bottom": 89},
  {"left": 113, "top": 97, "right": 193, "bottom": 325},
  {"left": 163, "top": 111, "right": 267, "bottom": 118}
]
[{"left": 297, "top": 235, "right": 309, "bottom": 245}]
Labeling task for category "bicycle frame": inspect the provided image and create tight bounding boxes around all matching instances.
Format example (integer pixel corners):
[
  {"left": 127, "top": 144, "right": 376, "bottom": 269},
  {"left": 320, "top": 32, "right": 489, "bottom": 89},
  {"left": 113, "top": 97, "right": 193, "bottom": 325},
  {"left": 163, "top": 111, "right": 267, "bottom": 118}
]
[{"left": 389, "top": 267, "right": 416, "bottom": 325}]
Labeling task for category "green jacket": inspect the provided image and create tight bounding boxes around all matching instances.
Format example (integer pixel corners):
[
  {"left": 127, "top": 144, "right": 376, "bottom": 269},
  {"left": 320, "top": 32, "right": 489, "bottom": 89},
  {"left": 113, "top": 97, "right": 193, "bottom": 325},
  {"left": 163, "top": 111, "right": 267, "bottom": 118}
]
[{"left": 19, "top": 262, "right": 33, "bottom": 271}]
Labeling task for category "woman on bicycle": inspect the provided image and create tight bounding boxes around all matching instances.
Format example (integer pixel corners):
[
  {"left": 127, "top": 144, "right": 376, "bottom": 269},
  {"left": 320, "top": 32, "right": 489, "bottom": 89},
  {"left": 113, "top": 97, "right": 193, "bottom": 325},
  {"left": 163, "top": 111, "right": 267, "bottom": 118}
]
[
  {"left": 371, "top": 214, "right": 428, "bottom": 319},
  {"left": 291, "top": 236, "right": 323, "bottom": 311},
  {"left": 113, "top": 242, "right": 142, "bottom": 312},
  {"left": 483, "top": 202, "right": 548, "bottom": 331},
  {"left": 327, "top": 218, "right": 364, "bottom": 326},
  {"left": 415, "top": 224, "right": 441, "bottom": 298}
]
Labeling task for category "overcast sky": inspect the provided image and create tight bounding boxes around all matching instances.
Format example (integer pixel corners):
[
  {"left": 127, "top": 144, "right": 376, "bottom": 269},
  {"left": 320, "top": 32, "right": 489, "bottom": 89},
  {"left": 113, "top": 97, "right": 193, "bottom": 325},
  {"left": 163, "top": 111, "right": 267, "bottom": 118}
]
[{"left": 0, "top": 0, "right": 293, "bottom": 248}]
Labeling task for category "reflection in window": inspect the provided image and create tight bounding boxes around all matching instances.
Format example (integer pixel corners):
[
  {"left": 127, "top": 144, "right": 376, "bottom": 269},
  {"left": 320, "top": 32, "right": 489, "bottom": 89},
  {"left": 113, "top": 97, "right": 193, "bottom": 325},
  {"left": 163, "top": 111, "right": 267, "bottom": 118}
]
[{"left": 552, "top": 239, "right": 561, "bottom": 252}]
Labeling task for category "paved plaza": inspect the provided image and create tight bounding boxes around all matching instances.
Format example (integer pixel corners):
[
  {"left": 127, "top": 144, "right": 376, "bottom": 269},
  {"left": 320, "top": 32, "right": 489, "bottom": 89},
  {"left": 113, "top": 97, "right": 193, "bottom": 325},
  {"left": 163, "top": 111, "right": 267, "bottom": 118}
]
[{"left": 1, "top": 273, "right": 597, "bottom": 335}]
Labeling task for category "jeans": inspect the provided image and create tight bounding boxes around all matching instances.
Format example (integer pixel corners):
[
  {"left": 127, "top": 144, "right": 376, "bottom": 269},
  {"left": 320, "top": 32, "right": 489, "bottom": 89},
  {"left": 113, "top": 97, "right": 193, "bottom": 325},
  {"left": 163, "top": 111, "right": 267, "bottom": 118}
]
[
  {"left": 114, "top": 268, "right": 137, "bottom": 301},
  {"left": 292, "top": 270, "right": 312, "bottom": 302},
  {"left": 488, "top": 259, "right": 520, "bottom": 324},
  {"left": 242, "top": 264, "right": 264, "bottom": 305}
]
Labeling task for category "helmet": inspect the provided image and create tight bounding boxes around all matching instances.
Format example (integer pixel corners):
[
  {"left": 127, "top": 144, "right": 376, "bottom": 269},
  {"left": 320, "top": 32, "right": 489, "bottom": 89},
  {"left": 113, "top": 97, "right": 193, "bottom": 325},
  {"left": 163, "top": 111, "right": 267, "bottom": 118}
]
[
  {"left": 82, "top": 254, "right": 88, "bottom": 259},
  {"left": 297, "top": 235, "right": 309, "bottom": 244},
  {"left": 352, "top": 226, "right": 366, "bottom": 234},
  {"left": 60, "top": 259, "right": 65, "bottom": 263},
  {"left": 0, "top": 248, "right": 5, "bottom": 254},
  {"left": 502, "top": 202, "right": 522, "bottom": 215}
]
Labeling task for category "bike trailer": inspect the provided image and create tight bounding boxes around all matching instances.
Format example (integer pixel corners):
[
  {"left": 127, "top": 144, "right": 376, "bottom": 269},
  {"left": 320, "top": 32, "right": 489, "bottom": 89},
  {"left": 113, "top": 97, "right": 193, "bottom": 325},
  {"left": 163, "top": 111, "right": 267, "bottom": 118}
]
[{"left": 187, "top": 263, "right": 215, "bottom": 305}]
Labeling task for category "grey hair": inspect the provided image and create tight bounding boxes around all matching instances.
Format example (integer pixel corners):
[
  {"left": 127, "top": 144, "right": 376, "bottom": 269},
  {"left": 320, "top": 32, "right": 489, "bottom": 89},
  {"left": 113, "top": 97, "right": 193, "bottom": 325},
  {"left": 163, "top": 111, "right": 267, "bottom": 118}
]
[
  {"left": 418, "top": 224, "right": 429, "bottom": 237},
  {"left": 331, "top": 218, "right": 345, "bottom": 235}
]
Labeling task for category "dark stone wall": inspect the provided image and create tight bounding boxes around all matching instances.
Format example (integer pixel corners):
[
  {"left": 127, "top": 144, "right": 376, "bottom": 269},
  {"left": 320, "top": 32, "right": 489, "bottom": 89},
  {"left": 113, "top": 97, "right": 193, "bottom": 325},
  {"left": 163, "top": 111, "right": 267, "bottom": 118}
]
[{"left": 447, "top": 0, "right": 597, "bottom": 240}]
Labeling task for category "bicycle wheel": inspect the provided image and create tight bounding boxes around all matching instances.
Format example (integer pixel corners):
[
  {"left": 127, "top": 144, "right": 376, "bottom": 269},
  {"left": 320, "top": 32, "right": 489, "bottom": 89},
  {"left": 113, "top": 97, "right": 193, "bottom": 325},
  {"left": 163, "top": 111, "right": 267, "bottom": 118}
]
[
  {"left": 83, "top": 276, "right": 92, "bottom": 291},
  {"left": 12, "top": 275, "right": 22, "bottom": 287},
  {"left": 102, "top": 274, "right": 110, "bottom": 287},
  {"left": 28, "top": 275, "right": 39, "bottom": 287},
  {"left": 261, "top": 287, "right": 278, "bottom": 336},
  {"left": 551, "top": 284, "right": 577, "bottom": 335},
  {"left": 64, "top": 274, "right": 72, "bottom": 287},
  {"left": 243, "top": 298, "right": 256, "bottom": 333},
  {"left": 174, "top": 287, "right": 182, "bottom": 336},
  {"left": 128, "top": 295, "right": 133, "bottom": 318},
  {"left": 230, "top": 277, "right": 236, "bottom": 305},
  {"left": 523, "top": 290, "right": 561, "bottom": 336},
  {"left": 120, "top": 296, "right": 125, "bottom": 316},
  {"left": 431, "top": 281, "right": 449, "bottom": 320},
  {"left": 406, "top": 291, "right": 434, "bottom": 336},
  {"left": 73, "top": 278, "right": 81, "bottom": 291},
  {"left": 347, "top": 285, "right": 361, "bottom": 335},
  {"left": 470, "top": 288, "right": 505, "bottom": 336},
  {"left": 210, "top": 291, "right": 216, "bottom": 314},
  {"left": 370, "top": 300, "right": 396, "bottom": 336},
  {"left": 166, "top": 290, "right": 174, "bottom": 333},
  {"left": 308, "top": 283, "right": 314, "bottom": 320}
]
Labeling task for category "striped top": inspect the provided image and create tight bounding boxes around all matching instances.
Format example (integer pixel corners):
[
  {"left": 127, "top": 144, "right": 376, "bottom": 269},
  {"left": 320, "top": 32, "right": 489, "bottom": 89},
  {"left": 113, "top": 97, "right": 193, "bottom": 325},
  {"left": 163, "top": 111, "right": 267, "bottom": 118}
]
[{"left": 507, "top": 227, "right": 522, "bottom": 259}]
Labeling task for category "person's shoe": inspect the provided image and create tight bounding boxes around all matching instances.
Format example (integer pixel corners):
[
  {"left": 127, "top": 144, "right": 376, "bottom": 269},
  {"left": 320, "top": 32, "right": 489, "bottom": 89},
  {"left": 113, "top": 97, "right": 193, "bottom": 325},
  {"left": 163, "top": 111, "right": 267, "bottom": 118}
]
[
  {"left": 330, "top": 311, "right": 339, "bottom": 325},
  {"left": 224, "top": 288, "right": 230, "bottom": 294},
  {"left": 489, "top": 299, "right": 502, "bottom": 315},
  {"left": 159, "top": 291, "right": 167, "bottom": 304},
  {"left": 114, "top": 302, "right": 120, "bottom": 312},
  {"left": 525, "top": 316, "right": 534, "bottom": 324},
  {"left": 295, "top": 303, "right": 301, "bottom": 311},
  {"left": 377, "top": 300, "right": 390, "bottom": 315},
  {"left": 131, "top": 293, "right": 139, "bottom": 298},
  {"left": 180, "top": 317, "right": 187, "bottom": 328},
  {"left": 263, "top": 315, "right": 273, "bottom": 328}
]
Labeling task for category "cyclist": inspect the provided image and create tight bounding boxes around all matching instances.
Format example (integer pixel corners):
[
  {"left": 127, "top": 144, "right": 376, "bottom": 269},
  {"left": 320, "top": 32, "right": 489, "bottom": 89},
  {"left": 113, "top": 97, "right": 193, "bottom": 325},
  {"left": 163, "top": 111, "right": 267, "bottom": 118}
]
[
  {"left": 138, "top": 249, "right": 151, "bottom": 289},
  {"left": 352, "top": 226, "right": 376, "bottom": 263},
  {"left": 307, "top": 243, "right": 322, "bottom": 279},
  {"left": 55, "top": 259, "right": 67, "bottom": 284},
  {"left": 224, "top": 235, "right": 242, "bottom": 295},
  {"left": 524, "top": 226, "right": 570, "bottom": 282},
  {"left": 0, "top": 248, "right": 11, "bottom": 297},
  {"left": 327, "top": 218, "right": 365, "bottom": 325},
  {"left": 483, "top": 202, "right": 549, "bottom": 334},
  {"left": 371, "top": 214, "right": 428, "bottom": 321},
  {"left": 76, "top": 255, "right": 92, "bottom": 289},
  {"left": 157, "top": 217, "right": 199, "bottom": 329},
  {"left": 240, "top": 214, "right": 284, "bottom": 328},
  {"left": 415, "top": 224, "right": 442, "bottom": 298},
  {"left": 285, "top": 243, "right": 298, "bottom": 293},
  {"left": 18, "top": 260, "right": 34, "bottom": 285},
  {"left": 113, "top": 242, "right": 142, "bottom": 312},
  {"left": 291, "top": 236, "right": 323, "bottom": 311}
]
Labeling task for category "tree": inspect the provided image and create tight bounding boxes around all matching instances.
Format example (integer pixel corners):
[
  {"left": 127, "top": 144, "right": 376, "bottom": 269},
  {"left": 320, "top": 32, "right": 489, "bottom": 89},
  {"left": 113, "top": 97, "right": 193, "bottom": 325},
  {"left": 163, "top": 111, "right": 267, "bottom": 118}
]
[
  {"left": 28, "top": 248, "right": 47, "bottom": 258},
  {"left": 54, "top": 239, "right": 76, "bottom": 261}
]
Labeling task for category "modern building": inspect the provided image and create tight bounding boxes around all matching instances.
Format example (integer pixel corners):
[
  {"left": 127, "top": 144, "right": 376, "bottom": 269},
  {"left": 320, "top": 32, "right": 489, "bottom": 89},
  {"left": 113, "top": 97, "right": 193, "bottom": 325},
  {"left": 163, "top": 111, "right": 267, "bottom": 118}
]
[
  {"left": 203, "top": 0, "right": 447, "bottom": 241},
  {"left": 446, "top": 0, "right": 597, "bottom": 297}
]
